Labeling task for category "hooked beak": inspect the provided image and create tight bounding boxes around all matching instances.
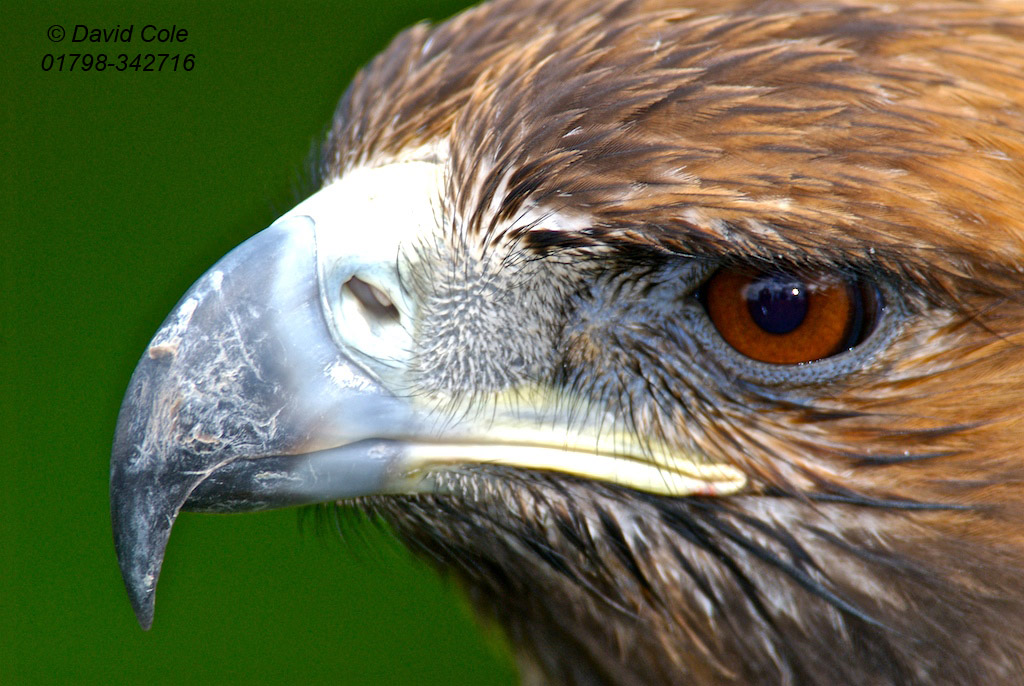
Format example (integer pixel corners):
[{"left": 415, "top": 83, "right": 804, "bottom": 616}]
[
  {"left": 112, "top": 159, "right": 747, "bottom": 630},
  {"left": 112, "top": 159, "right": 457, "bottom": 628},
  {"left": 110, "top": 215, "right": 423, "bottom": 628}
]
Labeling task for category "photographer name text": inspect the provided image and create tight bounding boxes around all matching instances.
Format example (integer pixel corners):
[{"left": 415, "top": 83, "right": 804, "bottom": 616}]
[{"left": 51, "top": 24, "right": 189, "bottom": 44}]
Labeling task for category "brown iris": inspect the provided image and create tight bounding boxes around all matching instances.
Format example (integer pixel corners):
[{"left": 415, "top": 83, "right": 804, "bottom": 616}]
[{"left": 703, "top": 268, "right": 870, "bottom": 365}]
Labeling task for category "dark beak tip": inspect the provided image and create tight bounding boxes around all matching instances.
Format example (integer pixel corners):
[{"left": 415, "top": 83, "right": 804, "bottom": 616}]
[
  {"left": 129, "top": 587, "right": 156, "bottom": 631},
  {"left": 134, "top": 598, "right": 156, "bottom": 631},
  {"left": 111, "top": 430, "right": 181, "bottom": 633},
  {"left": 111, "top": 351, "right": 192, "bottom": 632},
  {"left": 111, "top": 489, "right": 166, "bottom": 632},
  {"left": 111, "top": 461, "right": 178, "bottom": 632}
]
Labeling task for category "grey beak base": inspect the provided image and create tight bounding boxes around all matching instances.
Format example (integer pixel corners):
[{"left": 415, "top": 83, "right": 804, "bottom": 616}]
[
  {"left": 110, "top": 218, "right": 410, "bottom": 629},
  {"left": 182, "top": 440, "right": 406, "bottom": 513}
]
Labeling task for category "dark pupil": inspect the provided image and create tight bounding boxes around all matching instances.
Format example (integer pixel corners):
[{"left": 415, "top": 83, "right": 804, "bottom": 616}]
[{"left": 746, "top": 274, "right": 808, "bottom": 334}]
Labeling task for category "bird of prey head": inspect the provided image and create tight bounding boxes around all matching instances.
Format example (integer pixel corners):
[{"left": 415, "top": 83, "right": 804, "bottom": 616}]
[{"left": 111, "top": 0, "right": 1024, "bottom": 683}]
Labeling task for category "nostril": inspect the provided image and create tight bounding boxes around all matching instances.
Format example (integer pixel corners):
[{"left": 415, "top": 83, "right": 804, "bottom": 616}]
[{"left": 343, "top": 276, "right": 400, "bottom": 323}]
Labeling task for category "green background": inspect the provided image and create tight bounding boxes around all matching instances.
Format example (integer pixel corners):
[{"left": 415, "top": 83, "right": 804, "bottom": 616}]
[{"left": 2, "top": 1, "right": 518, "bottom": 684}]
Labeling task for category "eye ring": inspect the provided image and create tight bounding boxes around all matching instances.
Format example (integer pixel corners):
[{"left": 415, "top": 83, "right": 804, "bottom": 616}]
[{"left": 701, "top": 267, "right": 878, "bottom": 365}]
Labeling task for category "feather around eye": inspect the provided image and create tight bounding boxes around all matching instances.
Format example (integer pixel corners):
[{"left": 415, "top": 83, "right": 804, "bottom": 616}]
[{"left": 702, "top": 268, "right": 877, "bottom": 365}]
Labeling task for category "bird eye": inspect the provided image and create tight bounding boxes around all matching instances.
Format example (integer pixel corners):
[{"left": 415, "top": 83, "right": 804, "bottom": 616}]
[{"left": 701, "top": 267, "right": 878, "bottom": 365}]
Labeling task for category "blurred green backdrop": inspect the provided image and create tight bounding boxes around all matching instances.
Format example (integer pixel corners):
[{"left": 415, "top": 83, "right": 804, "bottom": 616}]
[{"left": 2, "top": 1, "right": 518, "bottom": 684}]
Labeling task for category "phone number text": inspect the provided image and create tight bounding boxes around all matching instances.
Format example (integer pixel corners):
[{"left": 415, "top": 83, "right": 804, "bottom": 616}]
[{"left": 41, "top": 53, "right": 195, "bottom": 72}]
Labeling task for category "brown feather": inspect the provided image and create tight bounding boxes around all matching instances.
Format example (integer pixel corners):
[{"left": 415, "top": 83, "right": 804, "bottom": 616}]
[{"left": 328, "top": 1, "right": 1024, "bottom": 683}]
